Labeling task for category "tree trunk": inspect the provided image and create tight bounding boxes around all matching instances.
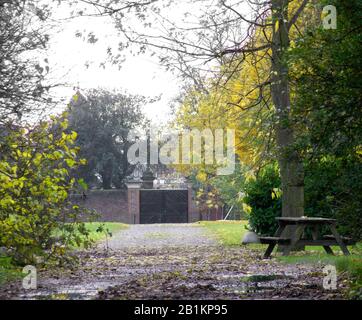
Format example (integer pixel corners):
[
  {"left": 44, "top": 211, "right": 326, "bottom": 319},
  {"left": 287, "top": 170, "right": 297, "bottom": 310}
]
[{"left": 270, "top": 1, "right": 304, "bottom": 228}]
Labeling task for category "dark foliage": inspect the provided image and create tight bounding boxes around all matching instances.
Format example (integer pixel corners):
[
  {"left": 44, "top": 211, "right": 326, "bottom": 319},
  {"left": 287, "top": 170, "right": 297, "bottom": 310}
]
[{"left": 244, "top": 165, "right": 281, "bottom": 236}]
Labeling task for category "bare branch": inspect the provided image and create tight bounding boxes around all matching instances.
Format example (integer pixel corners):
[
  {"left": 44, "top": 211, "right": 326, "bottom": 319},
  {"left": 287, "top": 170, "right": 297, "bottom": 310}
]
[
  {"left": 221, "top": 0, "right": 272, "bottom": 28},
  {"left": 288, "top": 0, "right": 309, "bottom": 30}
]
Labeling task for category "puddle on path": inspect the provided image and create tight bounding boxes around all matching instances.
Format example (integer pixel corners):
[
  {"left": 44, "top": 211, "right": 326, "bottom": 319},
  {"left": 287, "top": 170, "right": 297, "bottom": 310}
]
[{"left": 17, "top": 272, "right": 300, "bottom": 300}]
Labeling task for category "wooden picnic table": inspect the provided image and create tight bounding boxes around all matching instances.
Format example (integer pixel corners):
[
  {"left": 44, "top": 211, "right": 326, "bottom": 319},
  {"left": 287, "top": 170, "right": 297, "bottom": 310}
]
[{"left": 260, "top": 217, "right": 353, "bottom": 259}]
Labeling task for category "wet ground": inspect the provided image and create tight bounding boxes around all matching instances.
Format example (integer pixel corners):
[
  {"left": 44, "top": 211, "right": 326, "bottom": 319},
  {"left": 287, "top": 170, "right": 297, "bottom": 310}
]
[{"left": 0, "top": 224, "right": 347, "bottom": 300}]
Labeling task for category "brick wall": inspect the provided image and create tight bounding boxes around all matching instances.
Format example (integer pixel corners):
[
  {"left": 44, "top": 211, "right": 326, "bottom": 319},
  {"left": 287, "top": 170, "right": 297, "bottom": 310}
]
[
  {"left": 70, "top": 189, "right": 129, "bottom": 223},
  {"left": 70, "top": 188, "right": 207, "bottom": 224}
]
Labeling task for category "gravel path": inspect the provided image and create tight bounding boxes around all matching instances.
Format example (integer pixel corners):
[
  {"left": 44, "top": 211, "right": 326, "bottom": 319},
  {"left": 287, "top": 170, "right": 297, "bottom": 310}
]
[
  {"left": 102, "top": 224, "right": 217, "bottom": 250},
  {"left": 0, "top": 224, "right": 347, "bottom": 300}
]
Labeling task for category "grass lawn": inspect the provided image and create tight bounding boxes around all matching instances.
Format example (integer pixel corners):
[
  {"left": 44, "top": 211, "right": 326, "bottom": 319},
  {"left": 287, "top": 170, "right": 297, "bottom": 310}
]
[
  {"left": 82, "top": 222, "right": 128, "bottom": 242},
  {"left": 197, "top": 220, "right": 248, "bottom": 246}
]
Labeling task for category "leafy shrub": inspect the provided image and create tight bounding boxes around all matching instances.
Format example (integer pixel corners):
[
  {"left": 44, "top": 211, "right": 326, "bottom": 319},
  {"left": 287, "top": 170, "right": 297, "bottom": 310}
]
[
  {"left": 0, "top": 114, "right": 93, "bottom": 265},
  {"left": 244, "top": 165, "right": 281, "bottom": 236}
]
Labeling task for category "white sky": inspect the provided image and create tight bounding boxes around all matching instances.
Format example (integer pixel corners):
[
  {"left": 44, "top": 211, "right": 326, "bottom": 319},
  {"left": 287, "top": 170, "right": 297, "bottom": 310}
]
[
  {"left": 46, "top": 5, "right": 182, "bottom": 125},
  {"left": 44, "top": 0, "right": 253, "bottom": 125}
]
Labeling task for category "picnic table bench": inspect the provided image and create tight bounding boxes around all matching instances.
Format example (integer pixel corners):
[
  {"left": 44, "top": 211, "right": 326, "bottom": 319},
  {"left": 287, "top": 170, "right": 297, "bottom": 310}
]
[{"left": 260, "top": 217, "right": 355, "bottom": 259}]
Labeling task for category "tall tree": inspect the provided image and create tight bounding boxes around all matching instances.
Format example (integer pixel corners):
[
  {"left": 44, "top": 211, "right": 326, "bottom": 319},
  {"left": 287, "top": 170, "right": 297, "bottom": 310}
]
[
  {"left": 67, "top": 89, "right": 146, "bottom": 189},
  {"left": 0, "top": 0, "right": 52, "bottom": 124},
  {"left": 73, "top": 0, "right": 321, "bottom": 218},
  {"left": 270, "top": 0, "right": 306, "bottom": 220}
]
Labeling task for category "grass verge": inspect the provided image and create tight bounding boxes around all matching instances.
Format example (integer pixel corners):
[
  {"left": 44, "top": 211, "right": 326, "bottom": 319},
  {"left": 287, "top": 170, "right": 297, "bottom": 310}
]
[
  {"left": 197, "top": 220, "right": 248, "bottom": 246},
  {"left": 82, "top": 222, "right": 128, "bottom": 242},
  {"left": 0, "top": 256, "right": 22, "bottom": 287}
]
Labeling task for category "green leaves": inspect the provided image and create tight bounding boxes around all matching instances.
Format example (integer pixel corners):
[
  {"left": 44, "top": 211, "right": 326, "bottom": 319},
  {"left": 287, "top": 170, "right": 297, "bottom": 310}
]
[
  {"left": 77, "top": 178, "right": 88, "bottom": 191},
  {"left": 244, "top": 164, "right": 281, "bottom": 236},
  {"left": 288, "top": 0, "right": 362, "bottom": 159},
  {"left": 65, "top": 158, "right": 76, "bottom": 168},
  {"left": 0, "top": 113, "right": 91, "bottom": 265},
  {"left": 66, "top": 88, "right": 146, "bottom": 189}
]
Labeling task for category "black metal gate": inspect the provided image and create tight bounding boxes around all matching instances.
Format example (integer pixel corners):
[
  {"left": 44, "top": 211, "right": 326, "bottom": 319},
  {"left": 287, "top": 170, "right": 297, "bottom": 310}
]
[{"left": 140, "top": 189, "right": 188, "bottom": 224}]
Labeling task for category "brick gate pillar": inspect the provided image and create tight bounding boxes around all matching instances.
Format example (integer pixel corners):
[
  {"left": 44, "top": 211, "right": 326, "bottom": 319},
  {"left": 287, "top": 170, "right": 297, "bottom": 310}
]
[{"left": 126, "top": 183, "right": 141, "bottom": 224}]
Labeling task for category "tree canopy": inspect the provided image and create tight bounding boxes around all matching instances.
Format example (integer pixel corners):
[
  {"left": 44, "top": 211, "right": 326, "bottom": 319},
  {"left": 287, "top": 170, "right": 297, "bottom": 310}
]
[
  {"left": 67, "top": 89, "right": 147, "bottom": 189},
  {"left": 0, "top": 0, "right": 52, "bottom": 124}
]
